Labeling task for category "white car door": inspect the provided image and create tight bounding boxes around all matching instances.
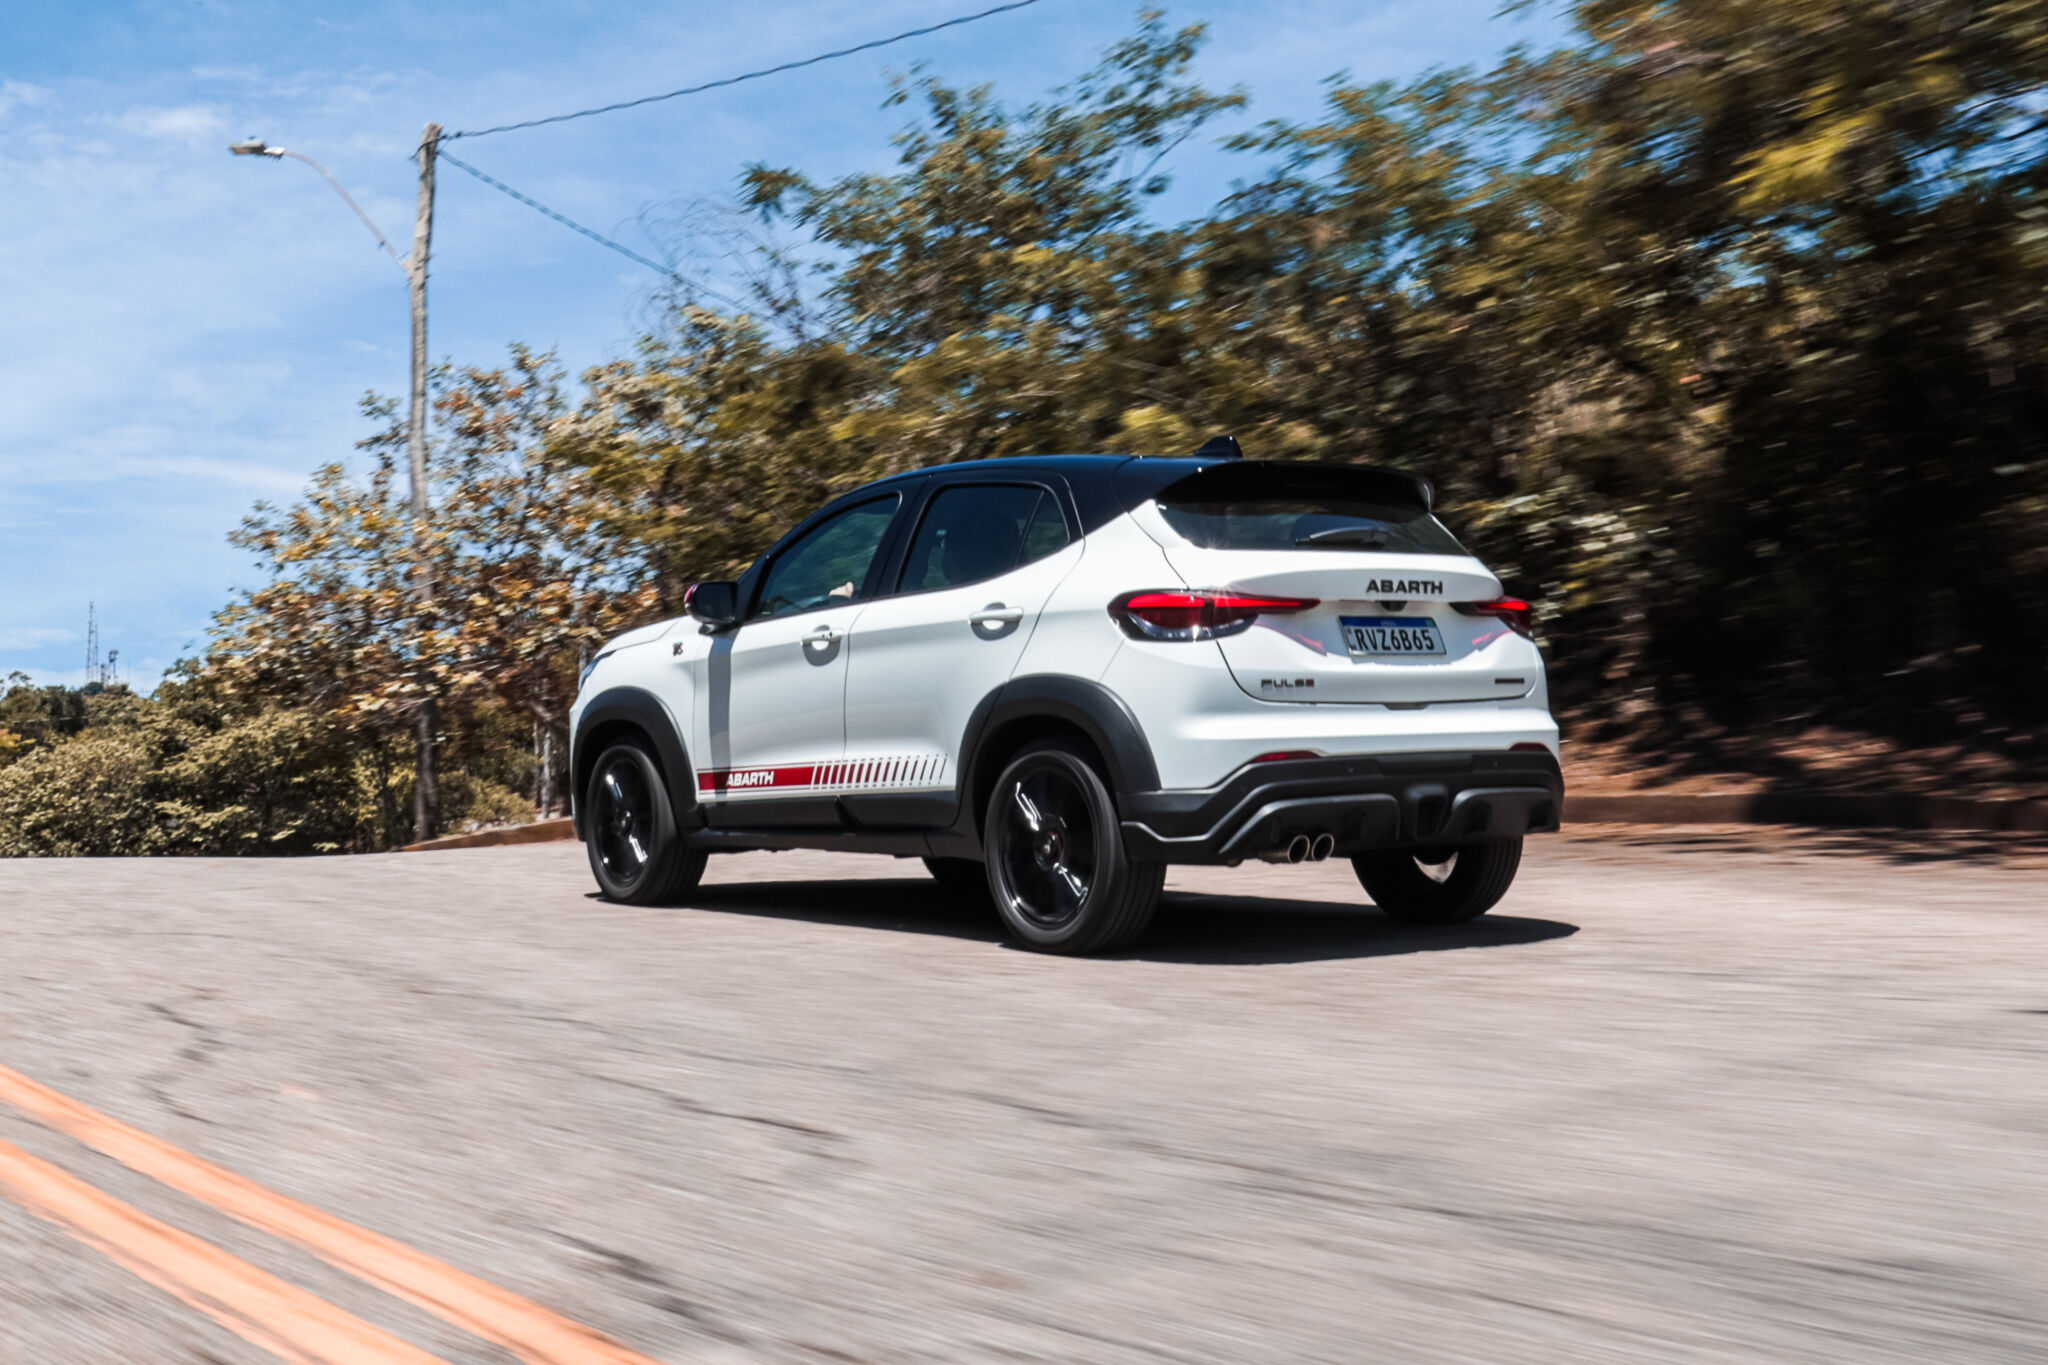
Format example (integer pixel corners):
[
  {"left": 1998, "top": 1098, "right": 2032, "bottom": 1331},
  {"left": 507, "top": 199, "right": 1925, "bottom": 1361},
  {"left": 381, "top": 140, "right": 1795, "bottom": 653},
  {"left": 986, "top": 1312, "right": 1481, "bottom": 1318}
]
[
  {"left": 841, "top": 482, "right": 1079, "bottom": 813},
  {"left": 698, "top": 493, "right": 902, "bottom": 811}
]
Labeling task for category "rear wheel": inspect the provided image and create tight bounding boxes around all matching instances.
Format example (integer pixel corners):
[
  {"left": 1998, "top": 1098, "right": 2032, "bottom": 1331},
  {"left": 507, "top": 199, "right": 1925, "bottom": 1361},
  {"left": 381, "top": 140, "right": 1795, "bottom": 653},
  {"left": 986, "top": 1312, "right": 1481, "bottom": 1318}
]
[
  {"left": 584, "top": 740, "right": 707, "bottom": 906},
  {"left": 1353, "top": 838, "right": 1522, "bottom": 925},
  {"left": 983, "top": 740, "right": 1163, "bottom": 954}
]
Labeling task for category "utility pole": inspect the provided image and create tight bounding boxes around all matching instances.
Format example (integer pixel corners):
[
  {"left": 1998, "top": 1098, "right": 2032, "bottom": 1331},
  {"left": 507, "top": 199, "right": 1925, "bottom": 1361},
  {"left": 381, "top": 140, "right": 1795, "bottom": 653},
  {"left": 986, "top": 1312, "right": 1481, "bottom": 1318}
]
[
  {"left": 228, "top": 130, "right": 443, "bottom": 844},
  {"left": 407, "top": 122, "right": 442, "bottom": 845}
]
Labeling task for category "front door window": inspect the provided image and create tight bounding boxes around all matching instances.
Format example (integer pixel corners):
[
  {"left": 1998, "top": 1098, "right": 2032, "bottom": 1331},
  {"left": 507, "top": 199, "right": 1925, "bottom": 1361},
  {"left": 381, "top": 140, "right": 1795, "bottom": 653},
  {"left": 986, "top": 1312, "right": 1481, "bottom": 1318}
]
[{"left": 755, "top": 497, "right": 900, "bottom": 619}]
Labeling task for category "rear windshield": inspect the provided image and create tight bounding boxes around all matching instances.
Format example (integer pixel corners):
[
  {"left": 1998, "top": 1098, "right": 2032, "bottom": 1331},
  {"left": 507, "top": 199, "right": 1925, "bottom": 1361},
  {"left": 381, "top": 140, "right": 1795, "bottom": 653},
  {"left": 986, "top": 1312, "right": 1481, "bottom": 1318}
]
[{"left": 1153, "top": 464, "right": 1467, "bottom": 555}]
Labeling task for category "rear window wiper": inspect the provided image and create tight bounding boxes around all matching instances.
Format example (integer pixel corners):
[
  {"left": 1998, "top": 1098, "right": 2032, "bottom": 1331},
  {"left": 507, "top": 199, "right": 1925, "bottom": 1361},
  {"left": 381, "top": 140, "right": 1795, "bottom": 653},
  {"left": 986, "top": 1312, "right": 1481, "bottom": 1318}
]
[{"left": 1295, "top": 526, "right": 1391, "bottom": 548}]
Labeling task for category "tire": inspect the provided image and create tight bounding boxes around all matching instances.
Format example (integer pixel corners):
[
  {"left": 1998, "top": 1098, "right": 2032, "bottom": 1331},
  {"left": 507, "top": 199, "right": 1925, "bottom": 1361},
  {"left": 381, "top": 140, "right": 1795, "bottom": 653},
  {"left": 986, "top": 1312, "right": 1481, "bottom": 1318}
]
[
  {"left": 983, "top": 739, "right": 1163, "bottom": 954},
  {"left": 583, "top": 739, "right": 707, "bottom": 906},
  {"left": 1353, "top": 838, "right": 1523, "bottom": 926},
  {"left": 923, "top": 856, "right": 990, "bottom": 900}
]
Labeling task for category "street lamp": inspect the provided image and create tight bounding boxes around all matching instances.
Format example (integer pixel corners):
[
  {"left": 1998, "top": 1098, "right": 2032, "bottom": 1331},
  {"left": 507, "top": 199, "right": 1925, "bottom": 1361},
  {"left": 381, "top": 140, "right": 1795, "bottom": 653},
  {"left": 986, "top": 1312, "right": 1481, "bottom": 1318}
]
[
  {"left": 229, "top": 130, "right": 445, "bottom": 843},
  {"left": 228, "top": 138, "right": 407, "bottom": 272}
]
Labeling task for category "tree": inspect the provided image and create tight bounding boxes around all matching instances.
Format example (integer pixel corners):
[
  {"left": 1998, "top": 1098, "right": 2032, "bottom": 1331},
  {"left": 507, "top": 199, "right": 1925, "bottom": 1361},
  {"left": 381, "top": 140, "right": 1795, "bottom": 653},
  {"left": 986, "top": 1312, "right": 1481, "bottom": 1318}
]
[{"left": 207, "top": 347, "right": 652, "bottom": 840}]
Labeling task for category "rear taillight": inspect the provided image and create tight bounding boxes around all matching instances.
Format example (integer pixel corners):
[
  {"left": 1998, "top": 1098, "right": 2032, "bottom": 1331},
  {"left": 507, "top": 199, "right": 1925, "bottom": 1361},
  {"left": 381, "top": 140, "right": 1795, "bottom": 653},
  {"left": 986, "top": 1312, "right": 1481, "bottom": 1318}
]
[
  {"left": 1109, "top": 590, "right": 1320, "bottom": 642},
  {"left": 1454, "top": 598, "right": 1533, "bottom": 638}
]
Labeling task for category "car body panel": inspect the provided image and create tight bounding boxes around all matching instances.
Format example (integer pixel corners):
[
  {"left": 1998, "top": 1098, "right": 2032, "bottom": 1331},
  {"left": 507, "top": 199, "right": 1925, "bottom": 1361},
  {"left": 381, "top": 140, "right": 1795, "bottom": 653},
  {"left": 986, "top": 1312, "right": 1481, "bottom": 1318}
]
[{"left": 842, "top": 535, "right": 1083, "bottom": 798}]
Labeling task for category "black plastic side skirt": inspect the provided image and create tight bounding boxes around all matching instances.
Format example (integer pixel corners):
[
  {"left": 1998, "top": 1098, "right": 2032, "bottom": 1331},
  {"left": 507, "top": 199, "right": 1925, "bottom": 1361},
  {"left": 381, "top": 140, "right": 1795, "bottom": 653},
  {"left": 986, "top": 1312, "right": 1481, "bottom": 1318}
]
[
  {"left": 686, "top": 828, "right": 933, "bottom": 857},
  {"left": 689, "top": 792, "right": 961, "bottom": 856}
]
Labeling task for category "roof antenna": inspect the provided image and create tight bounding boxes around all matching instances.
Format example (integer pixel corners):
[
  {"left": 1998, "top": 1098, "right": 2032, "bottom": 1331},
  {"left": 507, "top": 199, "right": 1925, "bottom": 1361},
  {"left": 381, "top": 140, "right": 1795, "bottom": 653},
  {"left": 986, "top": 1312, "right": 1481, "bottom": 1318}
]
[{"left": 1192, "top": 434, "right": 1243, "bottom": 460}]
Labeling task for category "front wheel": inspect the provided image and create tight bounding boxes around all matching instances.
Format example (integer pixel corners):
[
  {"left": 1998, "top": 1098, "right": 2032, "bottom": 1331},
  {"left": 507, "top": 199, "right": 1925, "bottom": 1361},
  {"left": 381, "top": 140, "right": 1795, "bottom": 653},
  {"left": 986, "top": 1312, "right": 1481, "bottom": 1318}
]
[
  {"left": 1353, "top": 838, "right": 1523, "bottom": 925},
  {"left": 584, "top": 740, "right": 707, "bottom": 906},
  {"left": 983, "top": 740, "right": 1162, "bottom": 955}
]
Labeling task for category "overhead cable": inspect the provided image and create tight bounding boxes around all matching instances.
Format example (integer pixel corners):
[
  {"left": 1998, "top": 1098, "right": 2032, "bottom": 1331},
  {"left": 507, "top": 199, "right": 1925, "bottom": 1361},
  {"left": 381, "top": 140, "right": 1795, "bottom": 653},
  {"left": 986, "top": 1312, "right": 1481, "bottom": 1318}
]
[
  {"left": 438, "top": 149, "right": 742, "bottom": 307},
  {"left": 443, "top": 0, "right": 1045, "bottom": 141}
]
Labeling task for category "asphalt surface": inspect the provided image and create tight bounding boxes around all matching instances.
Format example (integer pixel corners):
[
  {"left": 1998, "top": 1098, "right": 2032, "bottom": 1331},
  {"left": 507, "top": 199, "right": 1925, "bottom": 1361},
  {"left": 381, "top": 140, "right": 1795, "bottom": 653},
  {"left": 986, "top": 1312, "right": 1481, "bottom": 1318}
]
[{"left": 1, "top": 829, "right": 2045, "bottom": 1364}]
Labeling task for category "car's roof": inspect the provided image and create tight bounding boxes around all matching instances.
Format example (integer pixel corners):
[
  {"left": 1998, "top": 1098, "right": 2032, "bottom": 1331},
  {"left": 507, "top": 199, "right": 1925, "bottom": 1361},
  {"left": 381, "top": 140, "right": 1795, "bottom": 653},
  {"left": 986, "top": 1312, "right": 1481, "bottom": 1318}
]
[
  {"left": 857, "top": 454, "right": 1229, "bottom": 535},
  {"left": 746, "top": 450, "right": 1440, "bottom": 589},
  {"left": 867, "top": 452, "right": 1434, "bottom": 515},
  {"left": 869, "top": 453, "right": 1213, "bottom": 486}
]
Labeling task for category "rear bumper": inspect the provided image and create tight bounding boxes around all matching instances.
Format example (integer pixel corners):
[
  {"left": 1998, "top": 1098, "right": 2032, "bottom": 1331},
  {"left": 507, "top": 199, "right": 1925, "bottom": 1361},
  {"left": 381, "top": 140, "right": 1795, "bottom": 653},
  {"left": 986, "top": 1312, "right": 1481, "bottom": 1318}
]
[{"left": 1120, "top": 749, "right": 1563, "bottom": 864}]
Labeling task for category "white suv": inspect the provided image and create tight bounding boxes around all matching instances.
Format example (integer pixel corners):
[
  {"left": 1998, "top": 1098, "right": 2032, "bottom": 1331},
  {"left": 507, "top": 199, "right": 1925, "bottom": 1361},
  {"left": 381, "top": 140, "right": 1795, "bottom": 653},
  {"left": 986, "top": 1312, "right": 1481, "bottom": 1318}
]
[{"left": 571, "top": 439, "right": 1562, "bottom": 953}]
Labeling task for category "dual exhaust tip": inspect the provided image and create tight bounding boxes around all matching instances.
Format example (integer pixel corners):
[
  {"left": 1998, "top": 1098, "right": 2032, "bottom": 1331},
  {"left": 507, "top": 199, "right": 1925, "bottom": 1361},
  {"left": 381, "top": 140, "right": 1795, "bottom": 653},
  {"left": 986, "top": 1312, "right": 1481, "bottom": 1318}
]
[{"left": 1259, "top": 832, "right": 1335, "bottom": 864}]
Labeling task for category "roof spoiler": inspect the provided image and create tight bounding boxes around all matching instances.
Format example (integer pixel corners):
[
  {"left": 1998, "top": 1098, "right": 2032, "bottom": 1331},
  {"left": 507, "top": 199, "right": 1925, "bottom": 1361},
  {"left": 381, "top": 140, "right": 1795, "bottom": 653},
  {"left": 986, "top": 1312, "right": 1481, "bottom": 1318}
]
[
  {"left": 1121, "top": 457, "right": 1436, "bottom": 515},
  {"left": 1191, "top": 434, "right": 1243, "bottom": 460}
]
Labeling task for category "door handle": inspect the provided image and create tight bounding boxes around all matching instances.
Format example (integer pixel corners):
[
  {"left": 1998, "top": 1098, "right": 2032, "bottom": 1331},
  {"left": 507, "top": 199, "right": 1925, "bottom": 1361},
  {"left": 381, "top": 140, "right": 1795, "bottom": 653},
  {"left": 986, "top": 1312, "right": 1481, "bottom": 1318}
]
[
  {"left": 804, "top": 625, "right": 842, "bottom": 645},
  {"left": 970, "top": 605, "right": 1024, "bottom": 627}
]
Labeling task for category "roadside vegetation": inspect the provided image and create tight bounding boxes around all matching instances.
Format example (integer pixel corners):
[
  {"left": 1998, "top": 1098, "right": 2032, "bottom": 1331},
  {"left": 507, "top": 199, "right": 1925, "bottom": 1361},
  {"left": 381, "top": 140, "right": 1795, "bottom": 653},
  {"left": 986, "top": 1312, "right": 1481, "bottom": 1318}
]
[{"left": 4, "top": 1, "right": 2044, "bottom": 854}]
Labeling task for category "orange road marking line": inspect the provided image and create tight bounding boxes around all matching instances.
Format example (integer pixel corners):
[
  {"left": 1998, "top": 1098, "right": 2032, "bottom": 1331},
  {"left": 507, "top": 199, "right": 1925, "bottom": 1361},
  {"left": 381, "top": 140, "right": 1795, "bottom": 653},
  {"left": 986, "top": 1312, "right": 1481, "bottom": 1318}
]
[
  {"left": 0, "top": 1134, "right": 447, "bottom": 1365},
  {"left": 0, "top": 1066, "right": 671, "bottom": 1365}
]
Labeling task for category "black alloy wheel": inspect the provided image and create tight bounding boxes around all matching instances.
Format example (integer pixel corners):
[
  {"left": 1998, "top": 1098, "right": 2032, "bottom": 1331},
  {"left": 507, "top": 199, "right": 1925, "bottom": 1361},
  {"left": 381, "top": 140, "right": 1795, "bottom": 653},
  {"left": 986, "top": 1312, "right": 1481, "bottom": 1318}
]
[
  {"left": 983, "top": 740, "right": 1162, "bottom": 954},
  {"left": 584, "top": 739, "right": 707, "bottom": 905},
  {"left": 1352, "top": 837, "right": 1523, "bottom": 926}
]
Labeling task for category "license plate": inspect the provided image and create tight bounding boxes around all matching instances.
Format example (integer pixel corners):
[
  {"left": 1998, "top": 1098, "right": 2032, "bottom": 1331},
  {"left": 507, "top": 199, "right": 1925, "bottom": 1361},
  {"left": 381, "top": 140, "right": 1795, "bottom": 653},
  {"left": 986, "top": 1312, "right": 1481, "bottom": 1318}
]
[{"left": 1340, "top": 616, "right": 1444, "bottom": 657}]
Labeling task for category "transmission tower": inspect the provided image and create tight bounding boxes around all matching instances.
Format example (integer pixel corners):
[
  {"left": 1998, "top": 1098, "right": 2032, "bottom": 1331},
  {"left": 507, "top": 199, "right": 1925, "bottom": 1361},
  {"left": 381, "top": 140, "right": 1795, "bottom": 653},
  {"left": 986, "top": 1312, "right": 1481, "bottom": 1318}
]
[{"left": 83, "top": 603, "right": 118, "bottom": 688}]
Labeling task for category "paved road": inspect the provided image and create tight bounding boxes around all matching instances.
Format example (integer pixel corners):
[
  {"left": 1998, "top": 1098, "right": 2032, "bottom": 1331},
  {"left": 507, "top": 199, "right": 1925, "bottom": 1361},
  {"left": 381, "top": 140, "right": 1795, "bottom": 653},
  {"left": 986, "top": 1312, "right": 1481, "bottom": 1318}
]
[{"left": 2, "top": 830, "right": 2045, "bottom": 1364}]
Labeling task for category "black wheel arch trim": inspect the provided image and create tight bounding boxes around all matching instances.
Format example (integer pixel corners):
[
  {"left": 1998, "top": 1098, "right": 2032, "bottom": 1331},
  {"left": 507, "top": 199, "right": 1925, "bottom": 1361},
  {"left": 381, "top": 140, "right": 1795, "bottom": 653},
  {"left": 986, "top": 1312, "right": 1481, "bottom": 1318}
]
[
  {"left": 936, "top": 674, "right": 1162, "bottom": 856},
  {"left": 571, "top": 686, "right": 699, "bottom": 841}
]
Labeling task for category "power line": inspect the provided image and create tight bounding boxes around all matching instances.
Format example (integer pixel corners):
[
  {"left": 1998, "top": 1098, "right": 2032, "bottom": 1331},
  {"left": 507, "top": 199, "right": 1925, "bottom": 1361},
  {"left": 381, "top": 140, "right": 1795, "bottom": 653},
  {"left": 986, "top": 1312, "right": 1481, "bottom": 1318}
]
[
  {"left": 443, "top": 0, "right": 1046, "bottom": 142},
  {"left": 437, "top": 149, "right": 743, "bottom": 307}
]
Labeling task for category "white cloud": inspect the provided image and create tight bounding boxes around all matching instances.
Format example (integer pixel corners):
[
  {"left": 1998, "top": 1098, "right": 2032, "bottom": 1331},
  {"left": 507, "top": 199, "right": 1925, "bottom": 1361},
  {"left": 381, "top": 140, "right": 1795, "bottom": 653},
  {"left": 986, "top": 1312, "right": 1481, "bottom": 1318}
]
[
  {"left": 114, "top": 103, "right": 228, "bottom": 140},
  {"left": 0, "top": 79, "right": 51, "bottom": 118},
  {"left": 0, "top": 627, "right": 77, "bottom": 652}
]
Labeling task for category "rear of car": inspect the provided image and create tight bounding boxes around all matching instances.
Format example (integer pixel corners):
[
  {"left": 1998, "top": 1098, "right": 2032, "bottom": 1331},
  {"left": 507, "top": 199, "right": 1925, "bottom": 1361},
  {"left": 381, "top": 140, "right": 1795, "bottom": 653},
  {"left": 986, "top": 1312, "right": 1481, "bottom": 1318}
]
[{"left": 1093, "top": 459, "right": 1561, "bottom": 872}]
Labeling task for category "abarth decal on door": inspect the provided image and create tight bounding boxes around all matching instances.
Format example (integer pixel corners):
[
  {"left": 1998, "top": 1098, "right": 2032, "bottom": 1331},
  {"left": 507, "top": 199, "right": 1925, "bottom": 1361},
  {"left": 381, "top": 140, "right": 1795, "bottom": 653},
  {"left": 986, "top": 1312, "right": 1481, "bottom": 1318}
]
[{"left": 699, "top": 754, "right": 948, "bottom": 797}]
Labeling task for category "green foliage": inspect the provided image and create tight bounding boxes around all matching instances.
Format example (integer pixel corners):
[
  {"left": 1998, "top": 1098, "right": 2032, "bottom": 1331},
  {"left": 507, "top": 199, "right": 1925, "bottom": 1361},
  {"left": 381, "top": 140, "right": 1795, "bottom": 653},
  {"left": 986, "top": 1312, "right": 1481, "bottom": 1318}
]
[
  {"left": 0, "top": 675, "right": 419, "bottom": 856},
  {"left": 0, "top": 680, "right": 89, "bottom": 750},
  {"left": 0, "top": 733, "right": 158, "bottom": 857},
  {"left": 442, "top": 775, "right": 536, "bottom": 831},
  {"left": 152, "top": 708, "right": 362, "bottom": 855}
]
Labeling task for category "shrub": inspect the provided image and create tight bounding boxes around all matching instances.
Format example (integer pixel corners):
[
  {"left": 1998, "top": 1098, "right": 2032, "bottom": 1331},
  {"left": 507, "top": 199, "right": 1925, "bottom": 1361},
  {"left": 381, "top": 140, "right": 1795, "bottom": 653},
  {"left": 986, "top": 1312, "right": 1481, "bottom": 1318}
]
[
  {"left": 0, "top": 735, "right": 159, "bottom": 857},
  {"left": 154, "top": 709, "right": 361, "bottom": 855}
]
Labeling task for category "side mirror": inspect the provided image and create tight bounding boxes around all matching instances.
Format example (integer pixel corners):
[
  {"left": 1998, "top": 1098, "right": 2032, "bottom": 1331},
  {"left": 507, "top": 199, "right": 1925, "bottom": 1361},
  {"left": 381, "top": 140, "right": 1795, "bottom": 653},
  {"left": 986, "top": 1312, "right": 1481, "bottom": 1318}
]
[{"left": 684, "top": 580, "right": 740, "bottom": 628}]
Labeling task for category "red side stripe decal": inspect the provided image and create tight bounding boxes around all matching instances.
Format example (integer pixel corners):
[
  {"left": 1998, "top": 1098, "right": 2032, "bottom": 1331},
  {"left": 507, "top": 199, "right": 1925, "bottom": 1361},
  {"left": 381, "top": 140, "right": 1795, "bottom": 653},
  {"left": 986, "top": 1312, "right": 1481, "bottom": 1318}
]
[
  {"left": 699, "top": 755, "right": 949, "bottom": 794},
  {"left": 699, "top": 765, "right": 817, "bottom": 794}
]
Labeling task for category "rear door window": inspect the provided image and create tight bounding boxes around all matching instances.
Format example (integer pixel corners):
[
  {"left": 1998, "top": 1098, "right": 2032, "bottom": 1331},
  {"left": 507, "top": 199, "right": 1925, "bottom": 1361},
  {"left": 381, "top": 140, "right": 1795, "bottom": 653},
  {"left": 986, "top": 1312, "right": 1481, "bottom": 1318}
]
[{"left": 899, "top": 484, "right": 1070, "bottom": 593}]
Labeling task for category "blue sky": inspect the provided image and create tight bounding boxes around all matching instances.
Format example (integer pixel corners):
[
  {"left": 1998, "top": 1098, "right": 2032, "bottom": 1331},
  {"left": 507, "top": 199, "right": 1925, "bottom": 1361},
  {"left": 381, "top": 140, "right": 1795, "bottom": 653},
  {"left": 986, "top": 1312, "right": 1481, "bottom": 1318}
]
[{"left": 0, "top": 0, "right": 1564, "bottom": 689}]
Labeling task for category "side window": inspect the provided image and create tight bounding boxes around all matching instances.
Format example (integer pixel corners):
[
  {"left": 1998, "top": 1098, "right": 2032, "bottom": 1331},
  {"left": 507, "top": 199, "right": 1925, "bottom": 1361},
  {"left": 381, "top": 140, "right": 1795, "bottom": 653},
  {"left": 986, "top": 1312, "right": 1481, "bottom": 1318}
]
[
  {"left": 1019, "top": 491, "right": 1070, "bottom": 564},
  {"left": 900, "top": 485, "right": 1069, "bottom": 593},
  {"left": 754, "top": 496, "right": 900, "bottom": 620}
]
